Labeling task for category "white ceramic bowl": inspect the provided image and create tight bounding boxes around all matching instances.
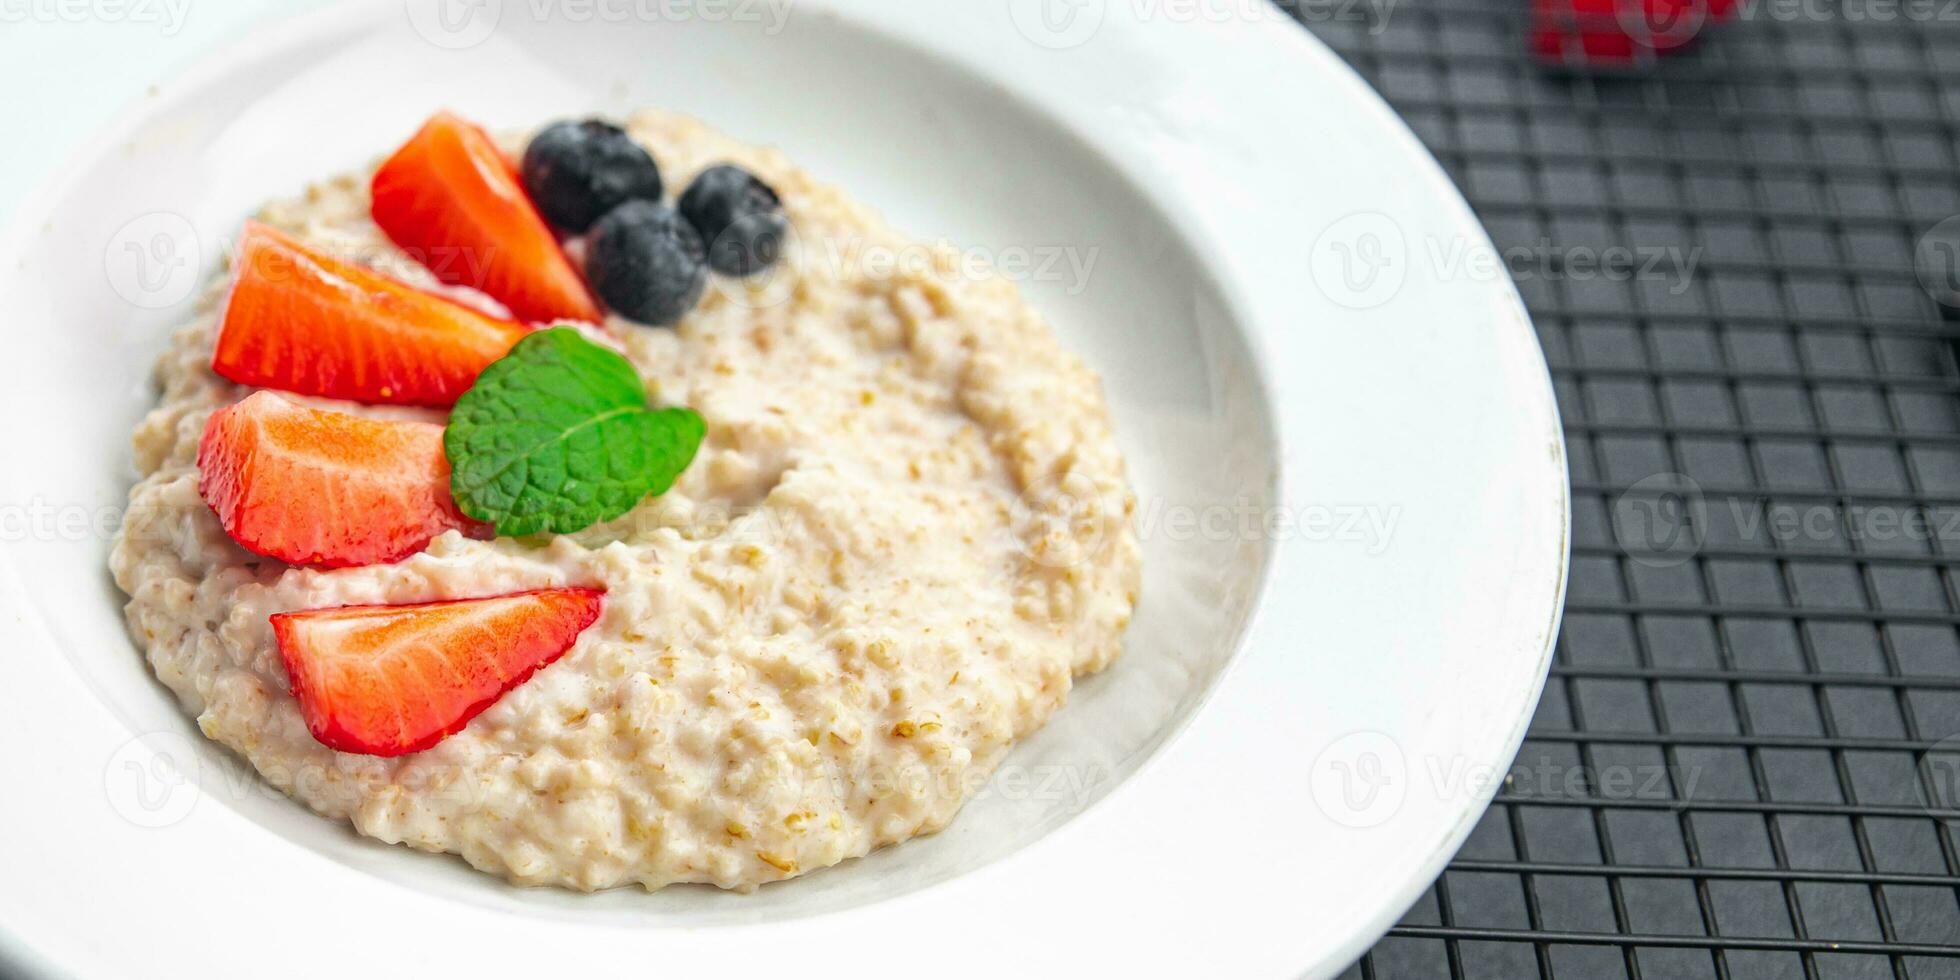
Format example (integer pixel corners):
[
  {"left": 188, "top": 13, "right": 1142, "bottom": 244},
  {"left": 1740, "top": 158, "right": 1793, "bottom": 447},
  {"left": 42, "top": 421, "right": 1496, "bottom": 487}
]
[{"left": 0, "top": 2, "right": 1566, "bottom": 977}]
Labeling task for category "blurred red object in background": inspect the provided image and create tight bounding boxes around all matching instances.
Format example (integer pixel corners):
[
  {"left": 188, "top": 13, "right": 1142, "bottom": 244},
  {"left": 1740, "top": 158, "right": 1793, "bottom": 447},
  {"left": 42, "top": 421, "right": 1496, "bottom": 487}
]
[{"left": 1530, "top": 0, "right": 1736, "bottom": 68}]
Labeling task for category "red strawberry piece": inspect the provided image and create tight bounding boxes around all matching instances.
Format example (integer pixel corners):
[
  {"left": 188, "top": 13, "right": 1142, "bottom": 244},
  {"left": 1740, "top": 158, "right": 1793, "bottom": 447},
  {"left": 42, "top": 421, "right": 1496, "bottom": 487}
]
[
  {"left": 196, "top": 391, "right": 485, "bottom": 567},
  {"left": 1530, "top": 0, "right": 1713, "bottom": 66},
  {"left": 1531, "top": 0, "right": 1639, "bottom": 65},
  {"left": 370, "top": 111, "right": 603, "bottom": 325},
  {"left": 212, "top": 221, "right": 531, "bottom": 407},
  {"left": 272, "top": 588, "right": 605, "bottom": 756}
]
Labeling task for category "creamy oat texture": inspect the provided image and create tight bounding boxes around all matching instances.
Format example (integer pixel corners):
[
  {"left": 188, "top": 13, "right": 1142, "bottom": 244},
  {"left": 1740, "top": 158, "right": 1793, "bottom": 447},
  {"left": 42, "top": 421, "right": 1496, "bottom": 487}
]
[{"left": 110, "top": 109, "right": 1139, "bottom": 891}]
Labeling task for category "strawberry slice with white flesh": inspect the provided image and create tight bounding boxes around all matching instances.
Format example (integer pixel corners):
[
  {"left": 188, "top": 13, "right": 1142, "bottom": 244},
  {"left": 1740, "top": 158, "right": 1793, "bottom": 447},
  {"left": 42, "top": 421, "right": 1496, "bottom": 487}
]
[
  {"left": 212, "top": 221, "right": 530, "bottom": 407},
  {"left": 196, "top": 391, "right": 483, "bottom": 567},
  {"left": 272, "top": 588, "right": 605, "bottom": 756}
]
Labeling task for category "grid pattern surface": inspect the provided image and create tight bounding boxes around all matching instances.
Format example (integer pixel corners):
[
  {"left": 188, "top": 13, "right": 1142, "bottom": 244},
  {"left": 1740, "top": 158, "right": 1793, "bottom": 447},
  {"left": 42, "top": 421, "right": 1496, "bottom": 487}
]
[{"left": 1293, "top": 0, "right": 1960, "bottom": 976}]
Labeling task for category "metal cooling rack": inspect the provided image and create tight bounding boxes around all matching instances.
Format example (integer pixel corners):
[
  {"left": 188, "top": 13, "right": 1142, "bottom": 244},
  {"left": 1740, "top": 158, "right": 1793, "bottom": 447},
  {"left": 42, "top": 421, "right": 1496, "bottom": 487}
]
[{"left": 1288, "top": 0, "right": 1960, "bottom": 976}]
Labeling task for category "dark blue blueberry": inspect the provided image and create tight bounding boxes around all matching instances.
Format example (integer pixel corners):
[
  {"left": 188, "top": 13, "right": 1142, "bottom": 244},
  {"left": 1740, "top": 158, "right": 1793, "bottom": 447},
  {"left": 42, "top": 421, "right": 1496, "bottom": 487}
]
[
  {"left": 678, "top": 164, "right": 787, "bottom": 277},
  {"left": 520, "top": 119, "right": 663, "bottom": 234},
  {"left": 585, "top": 200, "right": 706, "bottom": 326}
]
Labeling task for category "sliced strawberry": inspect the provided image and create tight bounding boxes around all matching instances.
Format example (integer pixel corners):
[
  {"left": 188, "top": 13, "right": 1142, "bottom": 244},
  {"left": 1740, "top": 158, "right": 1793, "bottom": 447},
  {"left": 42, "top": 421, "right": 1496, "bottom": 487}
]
[
  {"left": 1530, "top": 0, "right": 1713, "bottom": 66},
  {"left": 196, "top": 391, "right": 483, "bottom": 567},
  {"left": 212, "top": 221, "right": 530, "bottom": 407},
  {"left": 272, "top": 588, "right": 605, "bottom": 756},
  {"left": 370, "top": 111, "right": 603, "bottom": 325}
]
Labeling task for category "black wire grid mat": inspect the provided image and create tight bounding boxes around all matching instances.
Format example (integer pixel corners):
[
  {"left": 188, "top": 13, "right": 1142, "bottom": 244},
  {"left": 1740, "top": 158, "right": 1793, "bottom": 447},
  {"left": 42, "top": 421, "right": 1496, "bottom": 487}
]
[{"left": 1291, "top": 0, "right": 1960, "bottom": 976}]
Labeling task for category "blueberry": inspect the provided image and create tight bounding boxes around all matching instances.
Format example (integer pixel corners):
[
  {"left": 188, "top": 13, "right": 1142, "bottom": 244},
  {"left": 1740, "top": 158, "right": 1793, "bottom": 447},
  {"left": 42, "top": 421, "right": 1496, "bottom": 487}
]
[
  {"left": 678, "top": 164, "right": 787, "bottom": 277},
  {"left": 520, "top": 120, "right": 663, "bottom": 234},
  {"left": 586, "top": 201, "right": 706, "bottom": 326}
]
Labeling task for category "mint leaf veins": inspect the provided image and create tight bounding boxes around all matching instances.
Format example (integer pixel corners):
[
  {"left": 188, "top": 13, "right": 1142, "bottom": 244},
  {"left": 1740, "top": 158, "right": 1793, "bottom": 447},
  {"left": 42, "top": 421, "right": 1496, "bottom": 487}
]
[{"left": 445, "top": 327, "right": 704, "bottom": 536}]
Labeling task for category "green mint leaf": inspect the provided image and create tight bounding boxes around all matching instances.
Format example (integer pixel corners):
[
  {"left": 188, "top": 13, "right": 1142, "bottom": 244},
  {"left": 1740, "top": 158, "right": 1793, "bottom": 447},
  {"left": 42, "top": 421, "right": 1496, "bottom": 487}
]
[{"left": 445, "top": 327, "right": 704, "bottom": 537}]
